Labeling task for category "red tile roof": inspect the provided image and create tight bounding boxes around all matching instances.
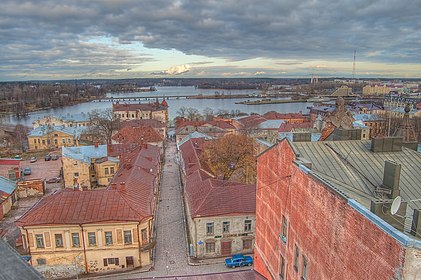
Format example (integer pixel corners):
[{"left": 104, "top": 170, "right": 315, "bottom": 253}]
[
  {"left": 108, "top": 143, "right": 140, "bottom": 157},
  {"left": 16, "top": 144, "right": 160, "bottom": 227},
  {"left": 0, "top": 159, "right": 20, "bottom": 166},
  {"left": 122, "top": 119, "right": 166, "bottom": 129},
  {"left": 236, "top": 115, "right": 267, "bottom": 128},
  {"left": 278, "top": 122, "right": 314, "bottom": 132},
  {"left": 16, "top": 189, "right": 145, "bottom": 226},
  {"left": 113, "top": 102, "right": 167, "bottom": 112},
  {"left": 179, "top": 139, "right": 213, "bottom": 177},
  {"left": 185, "top": 170, "right": 255, "bottom": 218},
  {"left": 264, "top": 111, "right": 308, "bottom": 120},
  {"left": 176, "top": 120, "right": 235, "bottom": 130},
  {"left": 112, "top": 125, "right": 163, "bottom": 144},
  {"left": 179, "top": 139, "right": 255, "bottom": 218}
]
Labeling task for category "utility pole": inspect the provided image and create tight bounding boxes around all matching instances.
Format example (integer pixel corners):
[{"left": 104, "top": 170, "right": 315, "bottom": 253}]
[{"left": 352, "top": 49, "right": 356, "bottom": 80}]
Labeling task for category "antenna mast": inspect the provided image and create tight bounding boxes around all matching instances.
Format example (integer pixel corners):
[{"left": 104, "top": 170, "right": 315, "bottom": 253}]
[{"left": 352, "top": 49, "right": 356, "bottom": 79}]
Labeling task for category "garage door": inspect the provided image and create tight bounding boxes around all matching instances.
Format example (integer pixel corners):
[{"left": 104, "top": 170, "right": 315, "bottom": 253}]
[{"left": 221, "top": 241, "right": 231, "bottom": 256}]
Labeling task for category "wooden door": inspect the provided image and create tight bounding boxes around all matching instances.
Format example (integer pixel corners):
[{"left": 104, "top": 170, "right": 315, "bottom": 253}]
[
  {"left": 126, "top": 256, "right": 134, "bottom": 268},
  {"left": 221, "top": 241, "right": 232, "bottom": 256}
]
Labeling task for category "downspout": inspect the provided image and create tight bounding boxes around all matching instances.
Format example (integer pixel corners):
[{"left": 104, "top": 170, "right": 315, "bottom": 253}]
[
  {"left": 79, "top": 224, "right": 88, "bottom": 273},
  {"left": 23, "top": 227, "right": 32, "bottom": 266},
  {"left": 137, "top": 222, "right": 142, "bottom": 267},
  {"left": 194, "top": 220, "right": 198, "bottom": 258}
]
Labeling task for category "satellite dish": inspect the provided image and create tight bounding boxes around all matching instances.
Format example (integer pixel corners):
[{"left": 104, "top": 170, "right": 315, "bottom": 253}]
[{"left": 390, "top": 196, "right": 402, "bottom": 215}]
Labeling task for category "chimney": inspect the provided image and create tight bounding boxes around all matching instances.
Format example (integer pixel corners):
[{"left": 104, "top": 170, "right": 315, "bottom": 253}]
[
  {"left": 110, "top": 183, "right": 117, "bottom": 190},
  {"left": 382, "top": 160, "right": 401, "bottom": 198},
  {"left": 119, "top": 182, "right": 126, "bottom": 192},
  {"left": 94, "top": 141, "right": 99, "bottom": 148}
]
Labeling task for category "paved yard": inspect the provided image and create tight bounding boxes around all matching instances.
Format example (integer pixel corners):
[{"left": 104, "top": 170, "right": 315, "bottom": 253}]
[{"left": 19, "top": 157, "right": 62, "bottom": 181}]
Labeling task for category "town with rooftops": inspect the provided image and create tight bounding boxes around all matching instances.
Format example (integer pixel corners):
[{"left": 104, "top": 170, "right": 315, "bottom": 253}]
[{"left": 1, "top": 78, "right": 421, "bottom": 280}]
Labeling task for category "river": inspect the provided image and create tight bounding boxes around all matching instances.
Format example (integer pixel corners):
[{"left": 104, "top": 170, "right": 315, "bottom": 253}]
[{"left": 2, "top": 86, "right": 312, "bottom": 127}]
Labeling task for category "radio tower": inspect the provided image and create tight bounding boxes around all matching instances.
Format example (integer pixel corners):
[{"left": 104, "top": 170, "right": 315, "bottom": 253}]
[{"left": 352, "top": 49, "right": 356, "bottom": 80}]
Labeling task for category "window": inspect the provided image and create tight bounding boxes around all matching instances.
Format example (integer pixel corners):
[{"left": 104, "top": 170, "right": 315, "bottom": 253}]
[
  {"left": 206, "top": 223, "right": 214, "bottom": 235},
  {"left": 105, "top": 231, "right": 113, "bottom": 246},
  {"left": 88, "top": 232, "right": 96, "bottom": 246},
  {"left": 54, "top": 139, "right": 58, "bottom": 145},
  {"left": 74, "top": 172, "right": 79, "bottom": 177},
  {"left": 280, "top": 255, "right": 286, "bottom": 280},
  {"left": 244, "top": 220, "right": 252, "bottom": 232},
  {"left": 281, "top": 215, "right": 287, "bottom": 243},
  {"left": 72, "top": 233, "right": 80, "bottom": 247},
  {"left": 35, "top": 234, "right": 44, "bottom": 248},
  {"left": 132, "top": 114, "right": 135, "bottom": 118},
  {"left": 36, "top": 258, "right": 46, "bottom": 265},
  {"left": 205, "top": 242, "right": 215, "bottom": 253},
  {"left": 110, "top": 167, "right": 115, "bottom": 174},
  {"left": 302, "top": 256, "right": 308, "bottom": 279},
  {"left": 33, "top": 139, "right": 36, "bottom": 144},
  {"left": 62, "top": 138, "right": 66, "bottom": 144},
  {"left": 54, "top": 133, "right": 58, "bottom": 137},
  {"left": 55, "top": 234, "right": 63, "bottom": 248},
  {"left": 294, "top": 245, "right": 299, "bottom": 271},
  {"left": 124, "top": 230, "right": 132, "bottom": 244},
  {"left": 141, "top": 229, "right": 148, "bottom": 245},
  {"left": 103, "top": 258, "right": 119, "bottom": 266},
  {"left": 42, "top": 139, "right": 45, "bottom": 145},
  {"left": 222, "top": 221, "right": 230, "bottom": 233},
  {"left": 243, "top": 239, "right": 252, "bottom": 250},
  {"left": 105, "top": 167, "right": 109, "bottom": 175},
  {"left": 68, "top": 138, "right": 71, "bottom": 143},
  {"left": 47, "top": 139, "right": 50, "bottom": 145}
]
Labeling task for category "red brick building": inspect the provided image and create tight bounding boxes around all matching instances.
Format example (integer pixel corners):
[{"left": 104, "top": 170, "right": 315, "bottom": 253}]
[{"left": 254, "top": 138, "right": 421, "bottom": 280}]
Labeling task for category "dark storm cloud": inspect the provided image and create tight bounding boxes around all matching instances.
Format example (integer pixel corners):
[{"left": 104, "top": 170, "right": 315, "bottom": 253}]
[{"left": 1, "top": 0, "right": 421, "bottom": 79}]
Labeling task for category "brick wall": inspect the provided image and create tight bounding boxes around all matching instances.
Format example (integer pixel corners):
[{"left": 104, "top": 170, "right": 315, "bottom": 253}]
[{"left": 254, "top": 139, "right": 405, "bottom": 280}]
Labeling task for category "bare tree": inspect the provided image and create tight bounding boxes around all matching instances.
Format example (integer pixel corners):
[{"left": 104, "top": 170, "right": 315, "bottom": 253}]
[
  {"left": 88, "top": 109, "right": 121, "bottom": 144},
  {"left": 202, "top": 107, "right": 214, "bottom": 121}
]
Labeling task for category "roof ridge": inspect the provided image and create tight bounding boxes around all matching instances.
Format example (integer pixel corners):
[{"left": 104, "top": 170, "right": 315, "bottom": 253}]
[{"left": 114, "top": 190, "right": 149, "bottom": 220}]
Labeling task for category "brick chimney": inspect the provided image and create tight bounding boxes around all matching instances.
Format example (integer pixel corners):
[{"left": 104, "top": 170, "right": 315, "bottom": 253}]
[
  {"left": 94, "top": 141, "right": 99, "bottom": 148},
  {"left": 119, "top": 182, "right": 126, "bottom": 192}
]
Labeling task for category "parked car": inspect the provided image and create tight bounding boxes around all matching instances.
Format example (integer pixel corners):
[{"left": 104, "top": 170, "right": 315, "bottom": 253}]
[
  {"left": 51, "top": 154, "right": 59, "bottom": 161},
  {"left": 46, "top": 177, "right": 61, "bottom": 184},
  {"left": 23, "top": 167, "right": 31, "bottom": 175},
  {"left": 44, "top": 154, "right": 52, "bottom": 161},
  {"left": 29, "top": 156, "right": 37, "bottom": 163},
  {"left": 225, "top": 254, "right": 253, "bottom": 268}
]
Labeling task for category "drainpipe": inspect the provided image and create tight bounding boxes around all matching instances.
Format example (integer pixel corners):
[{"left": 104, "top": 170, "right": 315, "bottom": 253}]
[
  {"left": 79, "top": 224, "right": 88, "bottom": 273},
  {"left": 194, "top": 220, "right": 198, "bottom": 258},
  {"left": 137, "top": 222, "right": 142, "bottom": 267},
  {"left": 23, "top": 227, "right": 32, "bottom": 266}
]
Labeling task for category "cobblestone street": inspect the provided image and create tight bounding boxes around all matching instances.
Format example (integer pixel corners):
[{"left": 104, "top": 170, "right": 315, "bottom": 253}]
[{"left": 89, "top": 141, "right": 249, "bottom": 279}]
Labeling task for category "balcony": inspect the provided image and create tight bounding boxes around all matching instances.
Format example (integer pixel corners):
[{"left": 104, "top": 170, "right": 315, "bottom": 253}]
[{"left": 140, "top": 238, "right": 156, "bottom": 251}]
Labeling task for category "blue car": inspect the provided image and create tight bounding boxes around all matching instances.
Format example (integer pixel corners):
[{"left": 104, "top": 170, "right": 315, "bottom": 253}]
[
  {"left": 23, "top": 167, "right": 31, "bottom": 175},
  {"left": 225, "top": 254, "right": 253, "bottom": 268}
]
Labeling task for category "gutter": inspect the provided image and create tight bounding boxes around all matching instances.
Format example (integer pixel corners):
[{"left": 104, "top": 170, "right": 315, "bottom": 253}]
[{"left": 79, "top": 224, "right": 88, "bottom": 273}]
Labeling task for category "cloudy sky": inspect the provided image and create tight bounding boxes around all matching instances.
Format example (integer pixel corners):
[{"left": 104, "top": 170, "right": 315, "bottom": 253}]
[{"left": 1, "top": 0, "right": 421, "bottom": 81}]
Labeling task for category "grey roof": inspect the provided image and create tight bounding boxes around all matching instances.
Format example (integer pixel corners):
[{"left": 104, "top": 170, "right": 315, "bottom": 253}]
[
  {"left": 0, "top": 240, "right": 44, "bottom": 280},
  {"left": 257, "top": 119, "right": 285, "bottom": 129},
  {"left": 0, "top": 176, "right": 17, "bottom": 195},
  {"left": 293, "top": 140, "right": 421, "bottom": 209},
  {"left": 28, "top": 125, "right": 85, "bottom": 138},
  {"left": 178, "top": 132, "right": 213, "bottom": 148},
  {"left": 62, "top": 145, "right": 109, "bottom": 164}
]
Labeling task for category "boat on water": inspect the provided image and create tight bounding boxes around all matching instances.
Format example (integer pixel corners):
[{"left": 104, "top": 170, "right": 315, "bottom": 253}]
[{"left": 307, "top": 96, "right": 331, "bottom": 102}]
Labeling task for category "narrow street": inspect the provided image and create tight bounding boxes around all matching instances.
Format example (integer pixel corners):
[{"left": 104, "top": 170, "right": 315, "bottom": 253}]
[{"left": 93, "top": 141, "right": 244, "bottom": 279}]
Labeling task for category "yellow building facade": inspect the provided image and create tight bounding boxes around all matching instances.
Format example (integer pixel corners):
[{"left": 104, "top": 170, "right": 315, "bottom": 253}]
[
  {"left": 28, "top": 126, "right": 81, "bottom": 152},
  {"left": 62, "top": 145, "right": 119, "bottom": 189}
]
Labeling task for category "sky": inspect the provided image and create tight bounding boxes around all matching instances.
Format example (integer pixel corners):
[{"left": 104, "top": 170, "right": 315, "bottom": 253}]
[{"left": 1, "top": 0, "right": 421, "bottom": 81}]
